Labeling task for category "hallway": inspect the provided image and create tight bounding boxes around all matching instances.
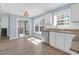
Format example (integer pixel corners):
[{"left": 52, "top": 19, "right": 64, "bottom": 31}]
[{"left": 0, "top": 37, "right": 68, "bottom": 55}]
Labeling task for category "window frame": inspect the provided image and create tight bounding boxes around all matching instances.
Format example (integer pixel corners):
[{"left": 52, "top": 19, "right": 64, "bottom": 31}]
[
  {"left": 54, "top": 9, "right": 70, "bottom": 26},
  {"left": 34, "top": 19, "right": 45, "bottom": 33}
]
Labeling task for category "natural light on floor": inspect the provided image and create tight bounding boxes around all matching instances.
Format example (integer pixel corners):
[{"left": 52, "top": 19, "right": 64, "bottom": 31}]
[
  {"left": 27, "top": 37, "right": 42, "bottom": 45},
  {"left": 19, "top": 34, "right": 24, "bottom": 37}
]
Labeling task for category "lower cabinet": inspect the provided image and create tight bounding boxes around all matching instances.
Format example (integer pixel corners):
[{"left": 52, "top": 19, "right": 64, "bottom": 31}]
[
  {"left": 49, "top": 31, "right": 76, "bottom": 54},
  {"left": 49, "top": 32, "right": 56, "bottom": 47},
  {"left": 49, "top": 32, "right": 65, "bottom": 51},
  {"left": 64, "top": 33, "right": 75, "bottom": 53},
  {"left": 55, "top": 32, "right": 65, "bottom": 51}
]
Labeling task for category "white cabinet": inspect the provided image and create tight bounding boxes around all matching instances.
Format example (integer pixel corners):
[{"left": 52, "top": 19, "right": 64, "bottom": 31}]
[
  {"left": 56, "top": 32, "right": 65, "bottom": 51},
  {"left": 45, "top": 30, "right": 76, "bottom": 54},
  {"left": 71, "top": 4, "right": 79, "bottom": 21},
  {"left": 49, "top": 32, "right": 56, "bottom": 47},
  {"left": 44, "top": 13, "right": 53, "bottom": 25},
  {"left": 49, "top": 32, "right": 65, "bottom": 51},
  {"left": 64, "top": 33, "right": 75, "bottom": 53}
]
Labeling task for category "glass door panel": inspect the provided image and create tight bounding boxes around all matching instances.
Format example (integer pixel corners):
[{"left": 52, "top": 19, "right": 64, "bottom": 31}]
[{"left": 18, "top": 20, "right": 29, "bottom": 37}]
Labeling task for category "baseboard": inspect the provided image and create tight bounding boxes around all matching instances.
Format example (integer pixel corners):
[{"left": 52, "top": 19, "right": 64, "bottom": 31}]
[
  {"left": 10, "top": 37, "right": 20, "bottom": 40},
  {"left": 29, "top": 36, "right": 42, "bottom": 40},
  {"left": 10, "top": 36, "right": 30, "bottom": 40},
  {"left": 43, "top": 42, "right": 70, "bottom": 55}
]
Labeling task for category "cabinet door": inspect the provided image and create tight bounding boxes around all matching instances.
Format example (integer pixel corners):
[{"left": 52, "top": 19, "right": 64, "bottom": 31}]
[
  {"left": 56, "top": 32, "right": 65, "bottom": 51},
  {"left": 71, "top": 4, "right": 79, "bottom": 21},
  {"left": 64, "top": 34, "right": 75, "bottom": 53},
  {"left": 49, "top": 32, "right": 56, "bottom": 47}
]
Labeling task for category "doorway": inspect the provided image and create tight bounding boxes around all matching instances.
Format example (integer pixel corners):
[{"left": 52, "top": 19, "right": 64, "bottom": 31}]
[{"left": 18, "top": 20, "right": 29, "bottom": 37}]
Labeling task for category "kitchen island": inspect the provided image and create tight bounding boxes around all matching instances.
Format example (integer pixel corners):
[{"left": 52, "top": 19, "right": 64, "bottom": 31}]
[{"left": 42, "top": 28, "right": 79, "bottom": 55}]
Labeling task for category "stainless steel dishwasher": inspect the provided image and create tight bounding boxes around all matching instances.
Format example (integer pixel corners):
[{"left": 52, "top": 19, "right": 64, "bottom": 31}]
[{"left": 42, "top": 31, "right": 49, "bottom": 44}]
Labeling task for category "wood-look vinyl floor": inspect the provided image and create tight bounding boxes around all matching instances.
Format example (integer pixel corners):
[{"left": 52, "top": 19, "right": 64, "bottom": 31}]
[{"left": 0, "top": 37, "right": 68, "bottom": 55}]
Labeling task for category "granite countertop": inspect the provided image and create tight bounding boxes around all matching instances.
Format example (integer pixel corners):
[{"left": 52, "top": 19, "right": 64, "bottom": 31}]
[{"left": 42, "top": 28, "right": 79, "bottom": 34}]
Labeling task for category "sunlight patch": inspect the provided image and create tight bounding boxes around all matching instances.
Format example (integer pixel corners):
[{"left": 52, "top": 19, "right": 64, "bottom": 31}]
[{"left": 27, "top": 37, "right": 42, "bottom": 45}]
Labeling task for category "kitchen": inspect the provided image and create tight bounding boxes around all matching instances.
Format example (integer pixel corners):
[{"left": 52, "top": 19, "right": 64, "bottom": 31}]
[
  {"left": 0, "top": 3, "right": 79, "bottom": 55},
  {"left": 33, "top": 3, "right": 79, "bottom": 55}
]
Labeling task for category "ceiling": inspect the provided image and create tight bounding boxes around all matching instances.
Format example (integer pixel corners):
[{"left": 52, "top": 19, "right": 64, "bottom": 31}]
[{"left": 0, "top": 3, "right": 69, "bottom": 17}]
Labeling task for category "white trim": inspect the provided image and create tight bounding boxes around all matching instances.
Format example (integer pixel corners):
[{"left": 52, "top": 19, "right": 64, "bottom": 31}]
[
  {"left": 54, "top": 8, "right": 70, "bottom": 26},
  {"left": 34, "top": 32, "right": 42, "bottom": 34},
  {"left": 34, "top": 18, "right": 44, "bottom": 33},
  {"left": 16, "top": 17, "right": 18, "bottom": 37},
  {"left": 10, "top": 37, "right": 19, "bottom": 40},
  {"left": 29, "top": 19, "right": 32, "bottom": 36},
  {"left": 49, "top": 13, "right": 53, "bottom": 24},
  {"left": 10, "top": 36, "right": 28, "bottom": 40},
  {"left": 34, "top": 19, "right": 36, "bottom": 33}
]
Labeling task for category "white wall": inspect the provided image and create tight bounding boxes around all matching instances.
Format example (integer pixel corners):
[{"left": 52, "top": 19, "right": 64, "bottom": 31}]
[
  {"left": 69, "top": 3, "right": 79, "bottom": 29},
  {"left": 71, "top": 4, "right": 79, "bottom": 21},
  {"left": 34, "top": 13, "right": 52, "bottom": 25},
  {"left": 1, "top": 15, "right": 8, "bottom": 28},
  {"left": 0, "top": 14, "right": 10, "bottom": 36},
  {"left": 9, "top": 15, "right": 17, "bottom": 39}
]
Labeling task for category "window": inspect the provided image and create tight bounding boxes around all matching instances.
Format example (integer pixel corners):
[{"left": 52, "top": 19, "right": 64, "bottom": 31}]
[
  {"left": 34, "top": 19, "right": 45, "bottom": 33},
  {"left": 54, "top": 9, "right": 70, "bottom": 26}
]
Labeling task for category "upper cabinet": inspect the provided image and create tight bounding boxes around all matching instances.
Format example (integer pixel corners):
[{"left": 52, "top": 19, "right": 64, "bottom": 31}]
[{"left": 71, "top": 4, "right": 79, "bottom": 22}]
